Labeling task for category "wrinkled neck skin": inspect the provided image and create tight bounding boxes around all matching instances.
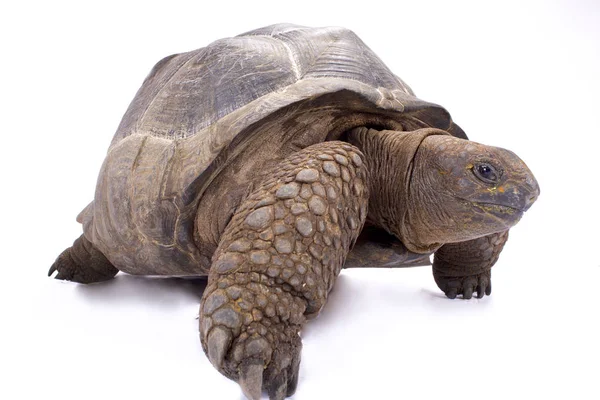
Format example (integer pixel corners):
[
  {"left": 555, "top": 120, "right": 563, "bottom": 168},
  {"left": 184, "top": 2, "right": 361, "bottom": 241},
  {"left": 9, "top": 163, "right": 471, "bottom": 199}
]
[
  {"left": 348, "top": 127, "right": 540, "bottom": 254},
  {"left": 403, "top": 138, "right": 460, "bottom": 252},
  {"left": 348, "top": 127, "right": 449, "bottom": 253}
]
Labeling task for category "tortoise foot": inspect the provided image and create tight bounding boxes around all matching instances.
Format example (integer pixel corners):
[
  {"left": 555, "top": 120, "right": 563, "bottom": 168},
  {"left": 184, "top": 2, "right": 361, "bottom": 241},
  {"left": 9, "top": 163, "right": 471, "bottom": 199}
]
[
  {"left": 432, "top": 232, "right": 508, "bottom": 299},
  {"left": 433, "top": 270, "right": 491, "bottom": 299},
  {"left": 200, "top": 274, "right": 304, "bottom": 400},
  {"left": 49, "top": 235, "right": 118, "bottom": 284}
]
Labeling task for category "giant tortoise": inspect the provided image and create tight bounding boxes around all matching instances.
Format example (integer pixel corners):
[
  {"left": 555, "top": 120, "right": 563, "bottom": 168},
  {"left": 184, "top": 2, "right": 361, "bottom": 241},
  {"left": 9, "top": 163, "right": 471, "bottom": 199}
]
[{"left": 50, "top": 24, "right": 540, "bottom": 399}]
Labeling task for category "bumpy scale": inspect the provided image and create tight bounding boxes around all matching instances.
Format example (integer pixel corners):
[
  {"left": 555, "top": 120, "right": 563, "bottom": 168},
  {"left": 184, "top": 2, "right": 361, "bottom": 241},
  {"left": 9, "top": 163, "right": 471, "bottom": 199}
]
[{"left": 199, "top": 141, "right": 368, "bottom": 399}]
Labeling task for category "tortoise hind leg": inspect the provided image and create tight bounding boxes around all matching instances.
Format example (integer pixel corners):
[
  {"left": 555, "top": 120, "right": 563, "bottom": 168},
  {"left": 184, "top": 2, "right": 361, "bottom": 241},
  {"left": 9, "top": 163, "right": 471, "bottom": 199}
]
[{"left": 49, "top": 235, "right": 118, "bottom": 284}]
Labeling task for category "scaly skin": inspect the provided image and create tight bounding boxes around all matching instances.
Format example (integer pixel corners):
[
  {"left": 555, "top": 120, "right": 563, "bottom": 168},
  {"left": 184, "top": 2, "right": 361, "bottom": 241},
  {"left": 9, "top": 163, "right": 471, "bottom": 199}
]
[
  {"left": 433, "top": 230, "right": 509, "bottom": 299},
  {"left": 199, "top": 141, "right": 368, "bottom": 399}
]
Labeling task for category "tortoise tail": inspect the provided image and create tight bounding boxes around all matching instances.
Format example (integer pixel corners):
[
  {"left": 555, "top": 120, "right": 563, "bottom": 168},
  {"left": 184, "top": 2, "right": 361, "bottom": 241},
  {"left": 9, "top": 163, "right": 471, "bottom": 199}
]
[{"left": 49, "top": 235, "right": 118, "bottom": 284}]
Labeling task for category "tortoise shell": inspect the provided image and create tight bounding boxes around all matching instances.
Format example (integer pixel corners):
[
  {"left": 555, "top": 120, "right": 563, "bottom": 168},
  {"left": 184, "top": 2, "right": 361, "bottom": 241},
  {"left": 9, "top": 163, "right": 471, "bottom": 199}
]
[{"left": 78, "top": 24, "right": 463, "bottom": 275}]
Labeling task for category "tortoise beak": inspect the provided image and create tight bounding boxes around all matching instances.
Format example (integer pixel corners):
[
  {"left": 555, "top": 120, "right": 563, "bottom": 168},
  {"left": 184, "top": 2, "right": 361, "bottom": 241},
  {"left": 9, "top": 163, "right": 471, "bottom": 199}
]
[
  {"left": 495, "top": 163, "right": 540, "bottom": 212},
  {"left": 521, "top": 174, "right": 540, "bottom": 211},
  {"left": 468, "top": 150, "right": 540, "bottom": 214}
]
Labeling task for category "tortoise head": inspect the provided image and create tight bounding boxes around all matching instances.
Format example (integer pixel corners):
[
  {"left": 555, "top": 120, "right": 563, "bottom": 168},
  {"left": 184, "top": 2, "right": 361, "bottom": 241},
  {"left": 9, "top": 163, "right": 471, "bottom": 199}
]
[{"left": 405, "top": 133, "right": 540, "bottom": 250}]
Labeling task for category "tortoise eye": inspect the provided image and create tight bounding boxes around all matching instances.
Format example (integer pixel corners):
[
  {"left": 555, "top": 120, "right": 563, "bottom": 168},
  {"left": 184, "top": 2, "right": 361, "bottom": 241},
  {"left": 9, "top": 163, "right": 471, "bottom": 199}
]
[{"left": 473, "top": 163, "right": 499, "bottom": 184}]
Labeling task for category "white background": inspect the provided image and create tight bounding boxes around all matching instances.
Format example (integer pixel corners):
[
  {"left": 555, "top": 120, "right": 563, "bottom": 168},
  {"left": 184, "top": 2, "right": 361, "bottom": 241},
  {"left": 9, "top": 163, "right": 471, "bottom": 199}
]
[{"left": 1, "top": 1, "right": 599, "bottom": 399}]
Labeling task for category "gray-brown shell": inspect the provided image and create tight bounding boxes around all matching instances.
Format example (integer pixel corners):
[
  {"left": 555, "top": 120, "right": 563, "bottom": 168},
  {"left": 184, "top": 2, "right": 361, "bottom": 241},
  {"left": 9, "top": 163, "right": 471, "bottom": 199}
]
[{"left": 78, "top": 24, "right": 462, "bottom": 276}]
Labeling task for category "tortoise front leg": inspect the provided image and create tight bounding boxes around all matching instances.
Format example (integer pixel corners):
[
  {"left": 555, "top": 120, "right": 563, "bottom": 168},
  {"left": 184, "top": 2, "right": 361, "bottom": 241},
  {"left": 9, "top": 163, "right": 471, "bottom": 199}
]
[
  {"left": 199, "top": 141, "right": 368, "bottom": 399},
  {"left": 433, "top": 230, "right": 509, "bottom": 299}
]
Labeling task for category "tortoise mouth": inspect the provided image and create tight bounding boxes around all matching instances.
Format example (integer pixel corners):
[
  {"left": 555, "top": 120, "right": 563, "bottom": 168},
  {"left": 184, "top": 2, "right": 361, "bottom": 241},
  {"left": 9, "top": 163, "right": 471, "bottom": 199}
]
[
  {"left": 457, "top": 196, "right": 525, "bottom": 215},
  {"left": 472, "top": 201, "right": 524, "bottom": 215}
]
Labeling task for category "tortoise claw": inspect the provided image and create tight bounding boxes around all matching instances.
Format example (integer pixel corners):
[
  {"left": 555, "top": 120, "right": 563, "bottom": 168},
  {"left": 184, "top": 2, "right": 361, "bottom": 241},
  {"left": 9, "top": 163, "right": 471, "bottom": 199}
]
[
  {"left": 240, "top": 361, "right": 264, "bottom": 400},
  {"left": 485, "top": 280, "right": 492, "bottom": 296},
  {"left": 436, "top": 271, "right": 492, "bottom": 300},
  {"left": 463, "top": 285, "right": 473, "bottom": 300},
  {"left": 207, "top": 326, "right": 232, "bottom": 369},
  {"left": 286, "top": 354, "right": 300, "bottom": 397},
  {"left": 476, "top": 279, "right": 490, "bottom": 298},
  {"left": 266, "top": 368, "right": 288, "bottom": 400},
  {"left": 48, "top": 253, "right": 75, "bottom": 281}
]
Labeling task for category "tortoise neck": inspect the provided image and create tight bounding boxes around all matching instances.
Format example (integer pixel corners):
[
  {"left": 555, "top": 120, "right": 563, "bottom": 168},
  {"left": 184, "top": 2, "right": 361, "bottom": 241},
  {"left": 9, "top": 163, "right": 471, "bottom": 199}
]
[{"left": 347, "top": 127, "right": 448, "bottom": 253}]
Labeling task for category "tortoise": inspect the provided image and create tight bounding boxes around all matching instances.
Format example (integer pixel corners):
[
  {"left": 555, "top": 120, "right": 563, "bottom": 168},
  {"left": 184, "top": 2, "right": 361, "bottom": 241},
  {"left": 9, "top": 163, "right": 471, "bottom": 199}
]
[{"left": 49, "top": 24, "right": 539, "bottom": 399}]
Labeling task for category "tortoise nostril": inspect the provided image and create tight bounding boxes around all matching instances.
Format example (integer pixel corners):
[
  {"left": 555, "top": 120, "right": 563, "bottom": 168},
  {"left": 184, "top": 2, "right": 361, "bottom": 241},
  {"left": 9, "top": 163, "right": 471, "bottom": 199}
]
[
  {"left": 525, "top": 174, "right": 540, "bottom": 200},
  {"left": 523, "top": 193, "right": 538, "bottom": 211}
]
